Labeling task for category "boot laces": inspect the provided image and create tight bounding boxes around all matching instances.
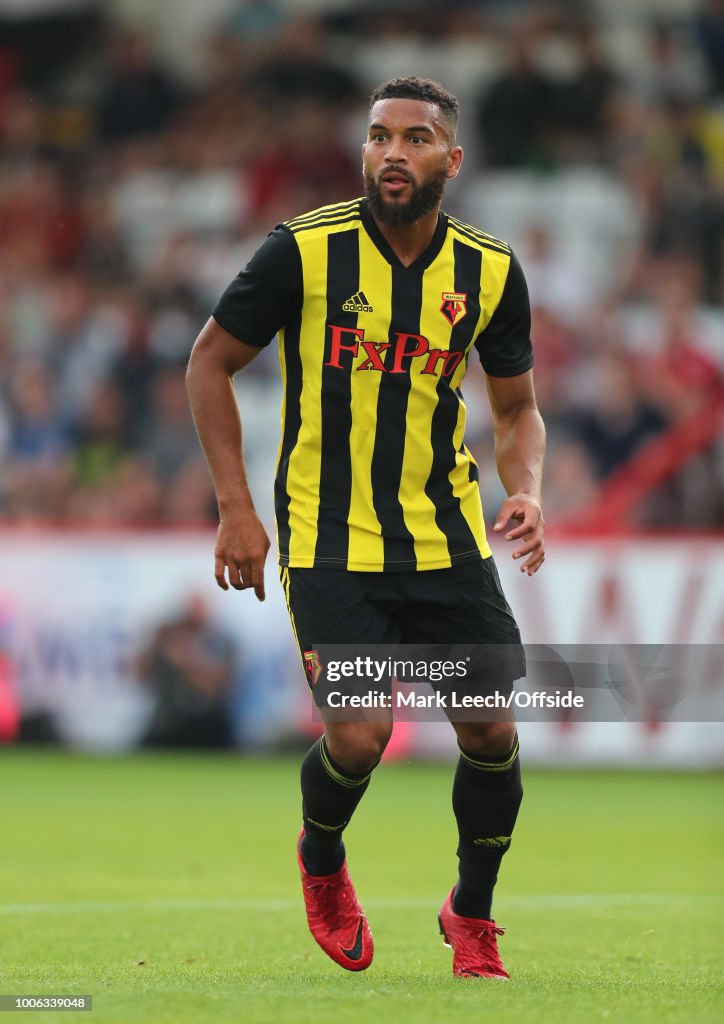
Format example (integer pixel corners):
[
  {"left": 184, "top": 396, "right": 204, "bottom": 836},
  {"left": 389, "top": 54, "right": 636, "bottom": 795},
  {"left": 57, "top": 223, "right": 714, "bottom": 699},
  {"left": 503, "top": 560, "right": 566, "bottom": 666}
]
[
  {"left": 459, "top": 921, "right": 505, "bottom": 971},
  {"left": 304, "top": 875, "right": 356, "bottom": 928}
]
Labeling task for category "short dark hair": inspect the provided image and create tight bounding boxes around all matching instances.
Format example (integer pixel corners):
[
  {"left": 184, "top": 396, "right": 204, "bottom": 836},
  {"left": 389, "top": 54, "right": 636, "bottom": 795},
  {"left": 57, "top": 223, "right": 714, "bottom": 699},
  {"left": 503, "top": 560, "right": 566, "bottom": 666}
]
[{"left": 369, "top": 76, "right": 460, "bottom": 138}]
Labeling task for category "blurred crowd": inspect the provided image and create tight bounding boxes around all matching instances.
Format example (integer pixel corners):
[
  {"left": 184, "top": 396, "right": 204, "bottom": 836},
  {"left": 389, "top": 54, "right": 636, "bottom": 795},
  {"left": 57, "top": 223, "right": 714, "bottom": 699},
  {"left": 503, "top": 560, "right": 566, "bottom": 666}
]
[{"left": 0, "top": 0, "right": 722, "bottom": 529}]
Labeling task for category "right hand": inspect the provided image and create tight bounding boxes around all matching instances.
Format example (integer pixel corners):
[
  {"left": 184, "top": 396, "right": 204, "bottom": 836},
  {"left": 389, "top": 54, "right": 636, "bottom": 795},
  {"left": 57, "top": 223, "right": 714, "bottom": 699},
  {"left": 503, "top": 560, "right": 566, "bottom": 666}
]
[{"left": 214, "top": 510, "right": 271, "bottom": 601}]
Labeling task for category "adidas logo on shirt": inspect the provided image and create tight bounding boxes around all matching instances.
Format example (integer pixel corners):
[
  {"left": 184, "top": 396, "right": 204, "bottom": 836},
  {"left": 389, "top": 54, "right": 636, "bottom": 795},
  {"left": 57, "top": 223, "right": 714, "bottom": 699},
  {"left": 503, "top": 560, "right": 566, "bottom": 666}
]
[{"left": 342, "top": 291, "right": 374, "bottom": 313}]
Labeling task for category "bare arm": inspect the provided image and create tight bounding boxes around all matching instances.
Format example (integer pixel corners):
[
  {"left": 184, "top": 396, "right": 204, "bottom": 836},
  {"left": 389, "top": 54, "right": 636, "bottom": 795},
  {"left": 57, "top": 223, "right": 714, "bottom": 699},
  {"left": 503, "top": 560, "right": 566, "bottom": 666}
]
[
  {"left": 486, "top": 369, "right": 546, "bottom": 575},
  {"left": 186, "top": 317, "right": 271, "bottom": 599}
]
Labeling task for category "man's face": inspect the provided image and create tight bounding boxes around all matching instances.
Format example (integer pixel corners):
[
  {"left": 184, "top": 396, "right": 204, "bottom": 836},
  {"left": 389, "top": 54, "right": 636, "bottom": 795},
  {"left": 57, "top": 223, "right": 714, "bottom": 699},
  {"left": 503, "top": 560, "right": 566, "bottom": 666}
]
[{"left": 362, "top": 98, "right": 463, "bottom": 226}]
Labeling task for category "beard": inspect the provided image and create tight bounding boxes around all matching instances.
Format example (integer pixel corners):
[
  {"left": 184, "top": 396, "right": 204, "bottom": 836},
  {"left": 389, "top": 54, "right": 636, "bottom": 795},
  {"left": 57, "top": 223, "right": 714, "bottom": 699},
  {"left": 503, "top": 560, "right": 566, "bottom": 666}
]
[{"left": 364, "top": 166, "right": 447, "bottom": 226}]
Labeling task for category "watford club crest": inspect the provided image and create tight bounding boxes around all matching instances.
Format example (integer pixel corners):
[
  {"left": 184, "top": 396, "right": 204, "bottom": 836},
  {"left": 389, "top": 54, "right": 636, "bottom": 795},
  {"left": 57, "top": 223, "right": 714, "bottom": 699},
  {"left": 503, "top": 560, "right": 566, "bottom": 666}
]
[
  {"left": 304, "top": 650, "right": 323, "bottom": 686},
  {"left": 440, "top": 291, "right": 467, "bottom": 327}
]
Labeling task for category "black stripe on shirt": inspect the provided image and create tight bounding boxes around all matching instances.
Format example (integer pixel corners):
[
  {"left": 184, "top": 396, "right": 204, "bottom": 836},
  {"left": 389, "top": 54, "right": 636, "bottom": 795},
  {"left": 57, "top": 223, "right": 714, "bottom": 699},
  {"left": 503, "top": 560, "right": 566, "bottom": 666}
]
[
  {"left": 276, "top": 309, "right": 303, "bottom": 564},
  {"left": 371, "top": 264, "right": 420, "bottom": 569},
  {"left": 313, "top": 229, "right": 359, "bottom": 566},
  {"left": 425, "top": 240, "right": 482, "bottom": 560}
]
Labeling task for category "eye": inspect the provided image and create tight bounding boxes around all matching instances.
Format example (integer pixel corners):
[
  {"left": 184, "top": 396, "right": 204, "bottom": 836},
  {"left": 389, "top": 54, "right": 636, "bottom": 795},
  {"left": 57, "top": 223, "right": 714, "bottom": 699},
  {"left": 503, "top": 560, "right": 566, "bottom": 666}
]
[
  {"left": 372, "top": 133, "right": 387, "bottom": 143},
  {"left": 409, "top": 136, "right": 425, "bottom": 145}
]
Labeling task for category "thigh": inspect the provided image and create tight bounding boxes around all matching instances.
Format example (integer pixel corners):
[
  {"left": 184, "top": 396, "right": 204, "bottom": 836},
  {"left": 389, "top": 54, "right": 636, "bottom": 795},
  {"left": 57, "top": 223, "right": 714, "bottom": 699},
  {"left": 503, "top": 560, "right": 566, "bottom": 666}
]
[
  {"left": 399, "top": 558, "right": 521, "bottom": 643},
  {"left": 280, "top": 567, "right": 400, "bottom": 716},
  {"left": 281, "top": 567, "right": 401, "bottom": 647},
  {"left": 398, "top": 557, "right": 526, "bottom": 691}
]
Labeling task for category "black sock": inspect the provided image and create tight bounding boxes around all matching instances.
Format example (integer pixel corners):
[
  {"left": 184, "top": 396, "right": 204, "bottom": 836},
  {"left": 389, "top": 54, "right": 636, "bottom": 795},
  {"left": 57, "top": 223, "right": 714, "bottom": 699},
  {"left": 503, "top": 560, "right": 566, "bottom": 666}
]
[
  {"left": 451, "top": 735, "right": 523, "bottom": 920},
  {"left": 299, "top": 736, "right": 373, "bottom": 876}
]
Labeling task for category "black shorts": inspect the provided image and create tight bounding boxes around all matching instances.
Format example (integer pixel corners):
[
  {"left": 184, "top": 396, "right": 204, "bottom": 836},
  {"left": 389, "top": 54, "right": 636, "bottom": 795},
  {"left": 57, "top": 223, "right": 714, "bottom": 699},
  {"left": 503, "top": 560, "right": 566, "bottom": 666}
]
[{"left": 279, "top": 557, "right": 525, "bottom": 707}]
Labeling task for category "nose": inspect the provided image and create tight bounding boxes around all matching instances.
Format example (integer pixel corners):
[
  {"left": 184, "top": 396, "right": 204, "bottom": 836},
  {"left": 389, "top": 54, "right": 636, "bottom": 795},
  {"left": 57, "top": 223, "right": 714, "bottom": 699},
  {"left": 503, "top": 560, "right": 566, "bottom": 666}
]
[{"left": 383, "top": 136, "right": 407, "bottom": 164}]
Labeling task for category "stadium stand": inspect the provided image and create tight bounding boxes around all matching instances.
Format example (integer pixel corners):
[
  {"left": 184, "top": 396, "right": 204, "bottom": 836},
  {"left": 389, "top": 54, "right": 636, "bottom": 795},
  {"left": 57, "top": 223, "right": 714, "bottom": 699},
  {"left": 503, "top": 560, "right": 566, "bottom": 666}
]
[{"left": 0, "top": 0, "right": 721, "bottom": 530}]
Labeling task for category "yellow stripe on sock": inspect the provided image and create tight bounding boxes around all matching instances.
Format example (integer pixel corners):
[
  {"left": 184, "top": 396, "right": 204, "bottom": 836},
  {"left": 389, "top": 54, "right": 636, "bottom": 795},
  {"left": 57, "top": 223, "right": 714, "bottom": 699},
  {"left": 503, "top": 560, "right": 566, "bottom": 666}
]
[
  {"left": 459, "top": 737, "right": 520, "bottom": 772},
  {"left": 305, "top": 816, "right": 347, "bottom": 832},
  {"left": 319, "top": 739, "right": 370, "bottom": 789}
]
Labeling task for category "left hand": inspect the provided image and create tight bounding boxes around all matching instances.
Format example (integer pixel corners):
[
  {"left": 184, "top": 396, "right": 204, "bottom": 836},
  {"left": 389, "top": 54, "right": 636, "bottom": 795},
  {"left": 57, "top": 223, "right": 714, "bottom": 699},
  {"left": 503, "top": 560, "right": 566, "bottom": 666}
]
[{"left": 493, "top": 493, "right": 545, "bottom": 575}]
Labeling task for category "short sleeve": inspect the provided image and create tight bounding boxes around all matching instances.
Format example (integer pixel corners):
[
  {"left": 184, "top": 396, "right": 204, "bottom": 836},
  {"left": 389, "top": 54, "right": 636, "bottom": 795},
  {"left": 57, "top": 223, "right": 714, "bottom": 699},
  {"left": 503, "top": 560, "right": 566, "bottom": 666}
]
[
  {"left": 212, "top": 225, "right": 302, "bottom": 348},
  {"left": 474, "top": 252, "right": 534, "bottom": 377}
]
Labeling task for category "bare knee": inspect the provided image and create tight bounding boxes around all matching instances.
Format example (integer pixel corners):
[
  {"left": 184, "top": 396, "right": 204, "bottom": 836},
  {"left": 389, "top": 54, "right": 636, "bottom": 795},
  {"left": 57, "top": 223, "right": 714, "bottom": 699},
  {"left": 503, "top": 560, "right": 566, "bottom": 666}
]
[
  {"left": 453, "top": 721, "right": 517, "bottom": 758},
  {"left": 325, "top": 721, "right": 393, "bottom": 775}
]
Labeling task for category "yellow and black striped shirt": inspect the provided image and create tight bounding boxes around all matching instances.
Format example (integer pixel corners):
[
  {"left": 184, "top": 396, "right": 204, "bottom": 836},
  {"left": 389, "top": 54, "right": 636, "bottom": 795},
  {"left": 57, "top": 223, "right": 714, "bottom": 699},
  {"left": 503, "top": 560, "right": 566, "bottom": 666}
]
[{"left": 213, "top": 197, "right": 533, "bottom": 572}]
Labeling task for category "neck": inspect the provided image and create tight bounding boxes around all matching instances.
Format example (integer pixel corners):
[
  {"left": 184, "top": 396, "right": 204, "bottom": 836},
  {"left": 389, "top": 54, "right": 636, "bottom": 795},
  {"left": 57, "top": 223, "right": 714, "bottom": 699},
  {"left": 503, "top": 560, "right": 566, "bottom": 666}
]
[{"left": 371, "top": 206, "right": 441, "bottom": 267}]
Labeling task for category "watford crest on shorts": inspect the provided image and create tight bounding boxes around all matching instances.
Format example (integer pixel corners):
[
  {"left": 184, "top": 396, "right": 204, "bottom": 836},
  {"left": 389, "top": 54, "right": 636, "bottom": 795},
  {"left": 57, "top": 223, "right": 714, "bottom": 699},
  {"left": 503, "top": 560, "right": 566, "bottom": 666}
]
[
  {"left": 440, "top": 291, "right": 467, "bottom": 328},
  {"left": 304, "top": 649, "right": 323, "bottom": 686}
]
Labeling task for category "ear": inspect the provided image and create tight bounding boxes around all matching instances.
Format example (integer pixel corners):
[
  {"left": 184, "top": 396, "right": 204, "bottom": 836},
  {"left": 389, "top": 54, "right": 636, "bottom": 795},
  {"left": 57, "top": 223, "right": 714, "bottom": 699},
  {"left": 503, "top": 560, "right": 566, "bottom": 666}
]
[{"left": 446, "top": 145, "right": 464, "bottom": 181}]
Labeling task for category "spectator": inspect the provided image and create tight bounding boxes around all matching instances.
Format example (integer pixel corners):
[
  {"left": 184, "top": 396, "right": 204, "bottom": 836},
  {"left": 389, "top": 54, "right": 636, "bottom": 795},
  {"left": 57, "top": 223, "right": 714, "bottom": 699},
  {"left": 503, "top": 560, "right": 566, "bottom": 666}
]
[
  {"left": 636, "top": 21, "right": 708, "bottom": 105},
  {"left": 95, "top": 29, "right": 181, "bottom": 142},
  {"left": 246, "top": 17, "right": 361, "bottom": 109},
  {"left": 694, "top": 0, "right": 724, "bottom": 96},
  {"left": 635, "top": 272, "right": 722, "bottom": 419},
  {"left": 72, "top": 378, "right": 131, "bottom": 489},
  {"left": 644, "top": 98, "right": 724, "bottom": 300},
  {"left": 571, "top": 357, "right": 668, "bottom": 479},
  {"left": 139, "top": 365, "right": 202, "bottom": 483},
  {"left": 136, "top": 594, "right": 236, "bottom": 748},
  {"left": 542, "top": 440, "right": 598, "bottom": 520},
  {"left": 0, "top": 159, "right": 86, "bottom": 274},
  {"left": 552, "top": 27, "right": 619, "bottom": 162},
  {"left": 5, "top": 362, "right": 71, "bottom": 520},
  {"left": 8, "top": 361, "right": 69, "bottom": 464},
  {"left": 522, "top": 223, "right": 597, "bottom": 323},
  {"left": 246, "top": 102, "right": 358, "bottom": 218},
  {"left": 44, "top": 274, "right": 124, "bottom": 419},
  {"left": 475, "top": 33, "right": 556, "bottom": 168}
]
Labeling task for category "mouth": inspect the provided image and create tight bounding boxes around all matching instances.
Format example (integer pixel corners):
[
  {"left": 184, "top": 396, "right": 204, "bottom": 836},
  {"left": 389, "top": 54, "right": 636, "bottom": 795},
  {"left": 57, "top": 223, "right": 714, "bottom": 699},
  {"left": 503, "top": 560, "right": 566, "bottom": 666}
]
[{"left": 380, "top": 170, "right": 412, "bottom": 193}]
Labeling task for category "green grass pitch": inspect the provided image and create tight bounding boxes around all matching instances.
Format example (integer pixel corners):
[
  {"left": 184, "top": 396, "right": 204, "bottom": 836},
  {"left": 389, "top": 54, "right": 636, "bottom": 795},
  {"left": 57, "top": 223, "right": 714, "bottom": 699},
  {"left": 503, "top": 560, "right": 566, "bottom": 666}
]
[{"left": 0, "top": 750, "right": 721, "bottom": 1024}]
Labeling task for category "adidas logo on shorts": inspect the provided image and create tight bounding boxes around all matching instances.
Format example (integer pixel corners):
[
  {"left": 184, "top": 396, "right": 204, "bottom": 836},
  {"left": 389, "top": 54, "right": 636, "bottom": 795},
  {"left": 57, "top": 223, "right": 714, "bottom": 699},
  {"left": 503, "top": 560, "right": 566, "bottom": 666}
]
[{"left": 342, "top": 291, "right": 374, "bottom": 313}]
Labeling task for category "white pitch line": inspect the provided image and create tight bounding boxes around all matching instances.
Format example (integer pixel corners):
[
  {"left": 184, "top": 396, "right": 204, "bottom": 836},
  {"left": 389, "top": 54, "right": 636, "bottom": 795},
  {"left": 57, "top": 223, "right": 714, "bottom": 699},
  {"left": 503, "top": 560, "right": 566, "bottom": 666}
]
[{"left": 0, "top": 894, "right": 719, "bottom": 916}]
